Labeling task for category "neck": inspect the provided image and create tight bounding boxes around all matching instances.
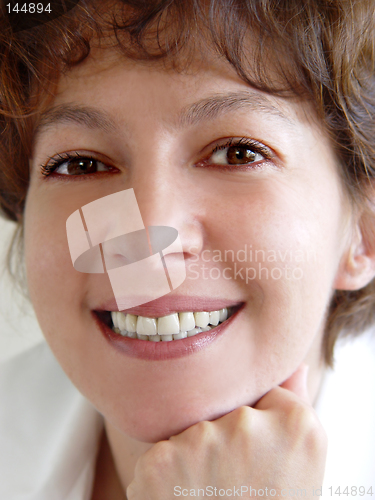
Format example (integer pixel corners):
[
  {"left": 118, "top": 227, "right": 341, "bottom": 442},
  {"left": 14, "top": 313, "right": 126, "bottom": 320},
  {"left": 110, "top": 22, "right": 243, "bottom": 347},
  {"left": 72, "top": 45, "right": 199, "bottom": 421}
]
[{"left": 104, "top": 421, "right": 154, "bottom": 494}]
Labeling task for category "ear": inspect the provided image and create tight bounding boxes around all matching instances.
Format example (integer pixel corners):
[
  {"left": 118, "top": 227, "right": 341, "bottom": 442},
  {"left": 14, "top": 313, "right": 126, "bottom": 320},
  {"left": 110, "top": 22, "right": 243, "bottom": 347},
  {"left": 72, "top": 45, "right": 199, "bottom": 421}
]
[{"left": 334, "top": 191, "right": 375, "bottom": 291}]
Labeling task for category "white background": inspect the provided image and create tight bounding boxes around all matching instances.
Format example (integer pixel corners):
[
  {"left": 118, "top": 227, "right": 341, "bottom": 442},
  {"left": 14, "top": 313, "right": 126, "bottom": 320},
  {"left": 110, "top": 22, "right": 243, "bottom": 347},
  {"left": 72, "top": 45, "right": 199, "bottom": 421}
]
[{"left": 0, "top": 217, "right": 43, "bottom": 362}]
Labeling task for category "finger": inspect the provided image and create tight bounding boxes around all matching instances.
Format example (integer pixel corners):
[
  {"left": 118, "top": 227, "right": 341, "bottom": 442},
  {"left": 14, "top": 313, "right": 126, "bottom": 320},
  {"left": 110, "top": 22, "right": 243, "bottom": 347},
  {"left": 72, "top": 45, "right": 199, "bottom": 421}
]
[
  {"left": 254, "top": 364, "right": 310, "bottom": 411},
  {"left": 280, "top": 363, "right": 310, "bottom": 404}
]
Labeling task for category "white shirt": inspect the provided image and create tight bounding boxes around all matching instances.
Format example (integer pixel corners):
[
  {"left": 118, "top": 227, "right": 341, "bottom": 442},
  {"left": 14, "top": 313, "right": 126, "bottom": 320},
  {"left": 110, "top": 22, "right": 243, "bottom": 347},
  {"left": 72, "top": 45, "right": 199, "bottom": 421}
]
[
  {"left": 0, "top": 342, "right": 102, "bottom": 500},
  {"left": 1, "top": 333, "right": 374, "bottom": 500}
]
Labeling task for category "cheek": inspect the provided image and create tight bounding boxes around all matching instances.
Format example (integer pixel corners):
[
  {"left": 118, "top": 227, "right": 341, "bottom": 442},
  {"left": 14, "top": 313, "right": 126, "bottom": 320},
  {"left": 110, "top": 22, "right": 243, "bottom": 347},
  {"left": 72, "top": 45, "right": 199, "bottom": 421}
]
[
  {"left": 200, "top": 179, "right": 344, "bottom": 350},
  {"left": 23, "top": 188, "right": 88, "bottom": 353},
  {"left": 206, "top": 183, "right": 341, "bottom": 290},
  {"left": 23, "top": 180, "right": 112, "bottom": 322},
  {"left": 25, "top": 200, "right": 70, "bottom": 303},
  {"left": 23, "top": 188, "right": 114, "bottom": 401}
]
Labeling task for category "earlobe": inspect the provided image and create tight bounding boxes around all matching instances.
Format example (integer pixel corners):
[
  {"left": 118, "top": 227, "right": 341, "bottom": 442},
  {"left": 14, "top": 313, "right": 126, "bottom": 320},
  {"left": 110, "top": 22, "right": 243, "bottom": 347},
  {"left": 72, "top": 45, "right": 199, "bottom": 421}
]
[{"left": 334, "top": 206, "right": 375, "bottom": 291}]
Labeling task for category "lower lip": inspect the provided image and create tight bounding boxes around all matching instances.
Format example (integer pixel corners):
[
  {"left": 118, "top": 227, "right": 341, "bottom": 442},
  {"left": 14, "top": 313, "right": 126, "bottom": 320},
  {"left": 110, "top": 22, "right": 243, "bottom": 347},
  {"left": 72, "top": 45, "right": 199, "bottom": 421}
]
[{"left": 93, "top": 309, "right": 241, "bottom": 361}]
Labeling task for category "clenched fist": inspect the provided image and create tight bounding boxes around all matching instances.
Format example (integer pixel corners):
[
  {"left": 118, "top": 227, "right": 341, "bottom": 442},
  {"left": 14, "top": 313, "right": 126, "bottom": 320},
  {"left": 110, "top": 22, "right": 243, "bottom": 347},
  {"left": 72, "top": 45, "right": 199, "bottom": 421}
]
[{"left": 127, "top": 365, "right": 327, "bottom": 499}]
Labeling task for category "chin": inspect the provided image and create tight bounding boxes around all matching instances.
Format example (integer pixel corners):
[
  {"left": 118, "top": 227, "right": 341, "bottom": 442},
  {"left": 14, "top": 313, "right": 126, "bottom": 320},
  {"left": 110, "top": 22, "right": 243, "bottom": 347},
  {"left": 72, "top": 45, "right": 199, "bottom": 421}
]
[
  {"left": 110, "top": 390, "right": 263, "bottom": 443},
  {"left": 127, "top": 420, "right": 196, "bottom": 443}
]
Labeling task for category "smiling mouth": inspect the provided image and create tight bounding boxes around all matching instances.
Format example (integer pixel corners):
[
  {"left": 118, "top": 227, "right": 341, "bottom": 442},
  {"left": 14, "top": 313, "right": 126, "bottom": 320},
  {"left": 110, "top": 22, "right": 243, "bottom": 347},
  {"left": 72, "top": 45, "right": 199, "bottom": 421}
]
[
  {"left": 96, "top": 307, "right": 234, "bottom": 342},
  {"left": 94, "top": 301, "right": 243, "bottom": 360}
]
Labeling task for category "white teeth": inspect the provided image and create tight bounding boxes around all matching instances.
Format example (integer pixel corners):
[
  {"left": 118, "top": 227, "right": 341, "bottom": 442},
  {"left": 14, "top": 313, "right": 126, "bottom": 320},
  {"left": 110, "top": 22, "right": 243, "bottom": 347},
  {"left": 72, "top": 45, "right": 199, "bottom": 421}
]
[
  {"left": 179, "top": 312, "right": 195, "bottom": 331},
  {"left": 209, "top": 310, "right": 220, "bottom": 326},
  {"left": 137, "top": 333, "right": 149, "bottom": 340},
  {"left": 125, "top": 314, "right": 137, "bottom": 333},
  {"left": 137, "top": 316, "right": 157, "bottom": 336},
  {"left": 219, "top": 308, "right": 228, "bottom": 322},
  {"left": 173, "top": 331, "right": 187, "bottom": 340},
  {"left": 110, "top": 307, "right": 232, "bottom": 340},
  {"left": 117, "top": 313, "right": 127, "bottom": 331},
  {"left": 194, "top": 311, "right": 209, "bottom": 328},
  {"left": 149, "top": 334, "right": 161, "bottom": 342},
  {"left": 187, "top": 327, "right": 202, "bottom": 337},
  {"left": 201, "top": 326, "right": 212, "bottom": 332},
  {"left": 157, "top": 313, "right": 180, "bottom": 335},
  {"left": 111, "top": 312, "right": 119, "bottom": 329}
]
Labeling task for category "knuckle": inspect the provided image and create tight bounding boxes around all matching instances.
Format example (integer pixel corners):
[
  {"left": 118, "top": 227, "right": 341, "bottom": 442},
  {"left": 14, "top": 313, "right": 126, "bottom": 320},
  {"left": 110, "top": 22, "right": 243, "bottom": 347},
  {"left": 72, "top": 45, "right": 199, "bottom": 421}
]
[
  {"left": 286, "top": 402, "right": 327, "bottom": 454},
  {"left": 195, "top": 419, "right": 213, "bottom": 435},
  {"left": 286, "top": 400, "right": 312, "bottom": 427},
  {"left": 138, "top": 440, "right": 174, "bottom": 473},
  {"left": 185, "top": 419, "right": 214, "bottom": 441},
  {"left": 172, "top": 419, "right": 217, "bottom": 452},
  {"left": 305, "top": 418, "right": 328, "bottom": 455},
  {"left": 227, "top": 406, "right": 254, "bottom": 439},
  {"left": 231, "top": 405, "right": 253, "bottom": 426}
]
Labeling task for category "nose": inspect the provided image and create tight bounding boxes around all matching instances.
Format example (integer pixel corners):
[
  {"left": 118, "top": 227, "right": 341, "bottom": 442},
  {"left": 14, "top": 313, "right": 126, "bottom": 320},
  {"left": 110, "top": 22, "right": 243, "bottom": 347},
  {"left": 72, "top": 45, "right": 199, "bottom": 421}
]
[
  {"left": 130, "top": 161, "right": 205, "bottom": 260},
  {"left": 104, "top": 161, "right": 202, "bottom": 308}
]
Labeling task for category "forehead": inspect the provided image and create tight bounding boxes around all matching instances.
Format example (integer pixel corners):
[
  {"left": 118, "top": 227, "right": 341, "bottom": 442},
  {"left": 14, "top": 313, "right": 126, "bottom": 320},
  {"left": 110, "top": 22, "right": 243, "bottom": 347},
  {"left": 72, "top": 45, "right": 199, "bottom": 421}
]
[{"left": 33, "top": 44, "right": 318, "bottom": 145}]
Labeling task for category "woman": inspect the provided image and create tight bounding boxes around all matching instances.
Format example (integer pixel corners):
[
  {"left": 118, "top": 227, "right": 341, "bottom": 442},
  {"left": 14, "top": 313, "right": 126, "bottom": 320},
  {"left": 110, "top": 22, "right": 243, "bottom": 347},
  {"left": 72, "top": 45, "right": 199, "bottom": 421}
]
[{"left": 1, "top": 1, "right": 375, "bottom": 498}]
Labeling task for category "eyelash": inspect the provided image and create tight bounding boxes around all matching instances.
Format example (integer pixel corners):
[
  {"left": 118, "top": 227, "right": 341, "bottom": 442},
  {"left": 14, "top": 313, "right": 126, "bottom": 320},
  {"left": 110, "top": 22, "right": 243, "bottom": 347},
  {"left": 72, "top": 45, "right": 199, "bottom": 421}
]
[
  {"left": 208, "top": 137, "right": 272, "bottom": 164},
  {"left": 40, "top": 152, "right": 111, "bottom": 177},
  {"left": 40, "top": 138, "right": 272, "bottom": 178}
]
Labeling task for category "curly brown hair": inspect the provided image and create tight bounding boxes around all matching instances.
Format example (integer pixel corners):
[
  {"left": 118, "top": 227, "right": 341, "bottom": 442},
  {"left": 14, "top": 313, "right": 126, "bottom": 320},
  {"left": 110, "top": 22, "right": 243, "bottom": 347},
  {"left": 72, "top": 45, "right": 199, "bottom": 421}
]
[{"left": 0, "top": 0, "right": 374, "bottom": 365}]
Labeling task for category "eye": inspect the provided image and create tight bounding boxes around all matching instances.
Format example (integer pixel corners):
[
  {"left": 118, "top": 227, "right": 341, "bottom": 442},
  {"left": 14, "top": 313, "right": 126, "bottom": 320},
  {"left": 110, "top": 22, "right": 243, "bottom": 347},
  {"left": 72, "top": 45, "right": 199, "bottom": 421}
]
[
  {"left": 41, "top": 152, "right": 115, "bottom": 177},
  {"left": 205, "top": 138, "right": 272, "bottom": 167}
]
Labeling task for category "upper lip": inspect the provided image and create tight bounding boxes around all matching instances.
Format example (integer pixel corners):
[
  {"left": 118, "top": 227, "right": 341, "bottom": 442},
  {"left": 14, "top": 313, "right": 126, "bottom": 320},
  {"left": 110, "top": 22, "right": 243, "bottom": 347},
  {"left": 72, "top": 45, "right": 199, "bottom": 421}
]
[{"left": 96, "top": 295, "right": 243, "bottom": 317}]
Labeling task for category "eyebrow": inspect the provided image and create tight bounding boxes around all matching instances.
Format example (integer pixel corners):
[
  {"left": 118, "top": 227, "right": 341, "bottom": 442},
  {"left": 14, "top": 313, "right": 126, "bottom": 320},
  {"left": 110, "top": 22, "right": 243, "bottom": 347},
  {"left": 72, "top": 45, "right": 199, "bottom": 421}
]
[
  {"left": 177, "top": 91, "right": 295, "bottom": 128},
  {"left": 34, "top": 90, "right": 294, "bottom": 139},
  {"left": 34, "top": 103, "right": 117, "bottom": 138}
]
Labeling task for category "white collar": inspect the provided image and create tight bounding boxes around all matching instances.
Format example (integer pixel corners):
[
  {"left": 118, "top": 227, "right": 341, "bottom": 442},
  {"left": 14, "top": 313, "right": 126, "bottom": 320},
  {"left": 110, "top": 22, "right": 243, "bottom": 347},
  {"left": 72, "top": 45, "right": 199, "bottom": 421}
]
[{"left": 0, "top": 342, "right": 103, "bottom": 500}]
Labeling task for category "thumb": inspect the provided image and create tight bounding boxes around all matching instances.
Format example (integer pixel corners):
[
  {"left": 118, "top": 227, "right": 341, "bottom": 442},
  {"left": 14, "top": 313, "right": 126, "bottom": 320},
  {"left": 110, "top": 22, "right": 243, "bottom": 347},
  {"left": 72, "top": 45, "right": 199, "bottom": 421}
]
[{"left": 280, "top": 363, "right": 310, "bottom": 404}]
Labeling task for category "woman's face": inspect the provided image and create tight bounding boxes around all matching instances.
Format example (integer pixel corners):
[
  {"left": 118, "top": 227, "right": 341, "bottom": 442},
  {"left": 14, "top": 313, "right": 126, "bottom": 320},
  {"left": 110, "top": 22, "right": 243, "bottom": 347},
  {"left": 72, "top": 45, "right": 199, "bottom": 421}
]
[{"left": 25, "top": 45, "right": 351, "bottom": 442}]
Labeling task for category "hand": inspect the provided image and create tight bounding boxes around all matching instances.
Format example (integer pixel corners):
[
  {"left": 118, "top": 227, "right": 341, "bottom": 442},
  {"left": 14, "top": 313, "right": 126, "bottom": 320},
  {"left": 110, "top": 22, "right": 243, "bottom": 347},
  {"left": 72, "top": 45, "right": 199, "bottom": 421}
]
[{"left": 127, "top": 365, "right": 327, "bottom": 499}]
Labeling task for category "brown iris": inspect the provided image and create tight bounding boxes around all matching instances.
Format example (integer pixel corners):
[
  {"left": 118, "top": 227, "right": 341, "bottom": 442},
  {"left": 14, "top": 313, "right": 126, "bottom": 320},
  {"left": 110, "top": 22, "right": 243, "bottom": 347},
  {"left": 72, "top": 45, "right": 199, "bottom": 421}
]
[
  {"left": 67, "top": 159, "right": 98, "bottom": 175},
  {"left": 226, "top": 146, "right": 257, "bottom": 164}
]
